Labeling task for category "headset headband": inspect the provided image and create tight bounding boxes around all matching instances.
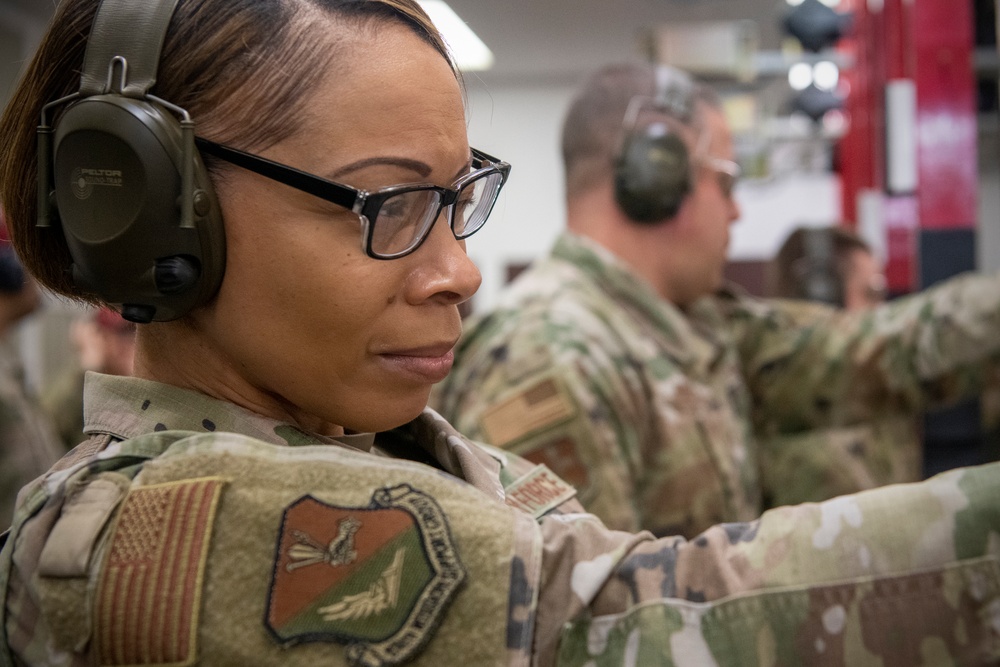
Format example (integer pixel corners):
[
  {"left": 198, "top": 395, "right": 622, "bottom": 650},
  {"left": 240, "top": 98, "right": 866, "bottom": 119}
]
[
  {"left": 652, "top": 66, "right": 694, "bottom": 123},
  {"left": 81, "top": 0, "right": 181, "bottom": 98}
]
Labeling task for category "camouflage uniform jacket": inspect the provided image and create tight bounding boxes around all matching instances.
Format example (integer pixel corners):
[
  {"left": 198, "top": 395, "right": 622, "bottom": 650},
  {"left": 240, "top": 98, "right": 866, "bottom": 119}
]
[
  {"left": 752, "top": 299, "right": 924, "bottom": 507},
  {"left": 433, "top": 232, "right": 1000, "bottom": 537},
  {"left": 0, "top": 340, "right": 63, "bottom": 528},
  {"left": 5, "top": 373, "right": 1000, "bottom": 666}
]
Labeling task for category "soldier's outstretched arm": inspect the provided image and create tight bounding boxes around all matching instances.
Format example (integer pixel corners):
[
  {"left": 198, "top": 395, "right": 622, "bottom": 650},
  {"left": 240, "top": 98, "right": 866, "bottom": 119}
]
[
  {"left": 729, "top": 271, "right": 1000, "bottom": 430},
  {"left": 528, "top": 460, "right": 1000, "bottom": 665}
]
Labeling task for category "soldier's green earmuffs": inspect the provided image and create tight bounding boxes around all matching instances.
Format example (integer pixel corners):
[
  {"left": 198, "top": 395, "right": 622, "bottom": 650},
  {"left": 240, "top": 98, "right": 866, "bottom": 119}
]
[
  {"left": 613, "top": 67, "right": 696, "bottom": 225},
  {"left": 795, "top": 227, "right": 844, "bottom": 306},
  {"left": 37, "top": 0, "right": 225, "bottom": 323}
]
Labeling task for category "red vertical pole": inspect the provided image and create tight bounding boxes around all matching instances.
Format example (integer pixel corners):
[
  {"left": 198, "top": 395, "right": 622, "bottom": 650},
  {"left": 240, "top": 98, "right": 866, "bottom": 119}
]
[
  {"left": 838, "top": 0, "right": 880, "bottom": 225},
  {"left": 836, "top": 0, "right": 976, "bottom": 295},
  {"left": 835, "top": 0, "right": 980, "bottom": 480},
  {"left": 881, "top": 0, "right": 920, "bottom": 294},
  {"left": 911, "top": 0, "right": 980, "bottom": 479},
  {"left": 913, "top": 0, "right": 977, "bottom": 236}
]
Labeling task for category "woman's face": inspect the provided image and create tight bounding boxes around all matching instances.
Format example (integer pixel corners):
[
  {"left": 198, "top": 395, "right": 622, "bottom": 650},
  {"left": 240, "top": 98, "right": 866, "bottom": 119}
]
[{"left": 195, "top": 23, "right": 481, "bottom": 434}]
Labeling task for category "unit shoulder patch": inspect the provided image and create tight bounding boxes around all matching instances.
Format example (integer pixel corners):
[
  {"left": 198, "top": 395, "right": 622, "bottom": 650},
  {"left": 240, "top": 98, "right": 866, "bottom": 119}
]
[{"left": 266, "top": 484, "right": 465, "bottom": 667}]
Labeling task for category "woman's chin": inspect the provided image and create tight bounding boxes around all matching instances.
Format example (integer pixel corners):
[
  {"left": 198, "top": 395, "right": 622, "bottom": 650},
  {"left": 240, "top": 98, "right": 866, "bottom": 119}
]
[{"left": 343, "top": 391, "right": 430, "bottom": 434}]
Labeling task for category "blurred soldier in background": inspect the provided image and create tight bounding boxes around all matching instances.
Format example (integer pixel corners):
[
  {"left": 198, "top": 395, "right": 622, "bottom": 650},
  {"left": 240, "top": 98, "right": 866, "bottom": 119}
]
[
  {"left": 0, "top": 210, "right": 62, "bottom": 526},
  {"left": 434, "top": 62, "right": 1000, "bottom": 538},
  {"left": 758, "top": 225, "right": 921, "bottom": 507},
  {"left": 40, "top": 307, "right": 136, "bottom": 450},
  {"left": 772, "top": 225, "right": 886, "bottom": 310}
]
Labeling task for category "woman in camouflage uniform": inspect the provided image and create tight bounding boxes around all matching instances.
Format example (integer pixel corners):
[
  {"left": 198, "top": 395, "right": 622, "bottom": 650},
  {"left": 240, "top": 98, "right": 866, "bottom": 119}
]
[{"left": 1, "top": 1, "right": 1000, "bottom": 665}]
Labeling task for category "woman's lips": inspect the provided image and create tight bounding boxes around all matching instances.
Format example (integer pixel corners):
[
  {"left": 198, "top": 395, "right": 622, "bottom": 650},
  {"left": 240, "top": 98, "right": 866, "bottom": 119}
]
[{"left": 376, "top": 345, "right": 456, "bottom": 384}]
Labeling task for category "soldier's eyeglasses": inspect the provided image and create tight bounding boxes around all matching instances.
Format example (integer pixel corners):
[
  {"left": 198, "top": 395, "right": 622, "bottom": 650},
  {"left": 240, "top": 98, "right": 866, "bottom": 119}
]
[
  {"left": 865, "top": 274, "right": 888, "bottom": 304},
  {"left": 195, "top": 138, "right": 511, "bottom": 260},
  {"left": 700, "top": 156, "right": 741, "bottom": 200}
]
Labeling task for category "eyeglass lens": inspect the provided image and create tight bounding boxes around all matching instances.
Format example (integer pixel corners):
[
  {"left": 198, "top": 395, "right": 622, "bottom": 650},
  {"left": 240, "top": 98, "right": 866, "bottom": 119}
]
[
  {"left": 370, "top": 169, "right": 505, "bottom": 258},
  {"left": 701, "top": 158, "right": 739, "bottom": 200},
  {"left": 716, "top": 171, "right": 736, "bottom": 199}
]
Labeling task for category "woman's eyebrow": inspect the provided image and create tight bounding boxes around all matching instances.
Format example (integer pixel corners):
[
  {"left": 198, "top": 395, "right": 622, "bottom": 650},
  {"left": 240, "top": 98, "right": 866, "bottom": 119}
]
[
  {"left": 330, "top": 156, "right": 473, "bottom": 183},
  {"left": 330, "top": 156, "right": 432, "bottom": 180}
]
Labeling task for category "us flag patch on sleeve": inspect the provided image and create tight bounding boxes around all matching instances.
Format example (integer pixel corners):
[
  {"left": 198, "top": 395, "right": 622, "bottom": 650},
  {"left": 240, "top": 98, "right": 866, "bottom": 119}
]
[
  {"left": 480, "top": 377, "right": 577, "bottom": 447},
  {"left": 266, "top": 484, "right": 465, "bottom": 667},
  {"left": 95, "top": 477, "right": 225, "bottom": 666}
]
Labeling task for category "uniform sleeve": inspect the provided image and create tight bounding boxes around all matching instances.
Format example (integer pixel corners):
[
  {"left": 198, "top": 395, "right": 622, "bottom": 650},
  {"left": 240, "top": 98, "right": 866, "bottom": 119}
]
[
  {"left": 532, "top": 460, "right": 1000, "bottom": 666},
  {"left": 727, "top": 272, "right": 1000, "bottom": 432},
  {"left": 432, "top": 306, "right": 653, "bottom": 534},
  {"left": 757, "top": 417, "right": 923, "bottom": 507}
]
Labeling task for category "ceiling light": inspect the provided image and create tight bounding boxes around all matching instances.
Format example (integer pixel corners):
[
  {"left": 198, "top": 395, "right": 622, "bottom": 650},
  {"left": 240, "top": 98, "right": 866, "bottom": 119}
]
[
  {"left": 813, "top": 61, "right": 840, "bottom": 90},
  {"left": 418, "top": 1, "right": 495, "bottom": 72},
  {"left": 789, "top": 62, "right": 813, "bottom": 90}
]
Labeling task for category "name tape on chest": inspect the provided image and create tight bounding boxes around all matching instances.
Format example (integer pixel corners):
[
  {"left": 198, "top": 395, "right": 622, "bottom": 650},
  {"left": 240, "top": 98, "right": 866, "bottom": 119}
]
[{"left": 503, "top": 464, "right": 577, "bottom": 519}]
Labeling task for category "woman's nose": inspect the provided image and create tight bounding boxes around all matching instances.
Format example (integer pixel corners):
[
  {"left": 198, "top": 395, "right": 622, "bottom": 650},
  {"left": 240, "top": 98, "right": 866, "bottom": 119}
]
[{"left": 404, "top": 213, "right": 482, "bottom": 306}]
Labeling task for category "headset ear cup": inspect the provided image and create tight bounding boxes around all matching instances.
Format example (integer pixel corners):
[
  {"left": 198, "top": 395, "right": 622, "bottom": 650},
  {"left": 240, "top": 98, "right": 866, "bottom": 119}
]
[
  {"left": 795, "top": 228, "right": 844, "bottom": 305},
  {"left": 50, "top": 95, "right": 225, "bottom": 322},
  {"left": 614, "top": 124, "right": 692, "bottom": 224}
]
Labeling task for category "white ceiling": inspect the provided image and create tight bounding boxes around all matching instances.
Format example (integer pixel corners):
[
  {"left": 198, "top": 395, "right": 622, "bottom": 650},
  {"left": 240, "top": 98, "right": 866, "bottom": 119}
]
[{"left": 445, "top": 0, "right": 788, "bottom": 82}]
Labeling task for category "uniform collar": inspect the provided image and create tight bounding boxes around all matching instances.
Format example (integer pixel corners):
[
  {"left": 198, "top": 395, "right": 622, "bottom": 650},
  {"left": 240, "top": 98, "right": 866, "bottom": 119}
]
[
  {"left": 82, "top": 372, "right": 372, "bottom": 449},
  {"left": 81, "top": 373, "right": 504, "bottom": 498}
]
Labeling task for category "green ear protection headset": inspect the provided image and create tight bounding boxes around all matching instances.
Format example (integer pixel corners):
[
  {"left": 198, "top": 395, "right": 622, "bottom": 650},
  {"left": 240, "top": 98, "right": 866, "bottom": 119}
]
[
  {"left": 37, "top": 0, "right": 226, "bottom": 323},
  {"left": 613, "top": 66, "right": 697, "bottom": 224}
]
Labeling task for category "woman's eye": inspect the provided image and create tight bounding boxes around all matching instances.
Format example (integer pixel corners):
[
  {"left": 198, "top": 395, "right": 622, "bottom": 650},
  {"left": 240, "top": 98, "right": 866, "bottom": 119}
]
[
  {"left": 456, "top": 193, "right": 477, "bottom": 213},
  {"left": 379, "top": 198, "right": 413, "bottom": 223}
]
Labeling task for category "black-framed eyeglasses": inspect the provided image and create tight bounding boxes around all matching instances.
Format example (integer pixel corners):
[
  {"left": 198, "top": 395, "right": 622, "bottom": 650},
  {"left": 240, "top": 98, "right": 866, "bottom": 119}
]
[{"left": 195, "top": 138, "right": 511, "bottom": 260}]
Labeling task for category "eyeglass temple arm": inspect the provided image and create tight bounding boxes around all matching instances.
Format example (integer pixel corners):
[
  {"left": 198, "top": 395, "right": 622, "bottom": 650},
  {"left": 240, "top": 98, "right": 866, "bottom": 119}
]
[
  {"left": 471, "top": 147, "right": 509, "bottom": 171},
  {"left": 194, "top": 137, "right": 360, "bottom": 211}
]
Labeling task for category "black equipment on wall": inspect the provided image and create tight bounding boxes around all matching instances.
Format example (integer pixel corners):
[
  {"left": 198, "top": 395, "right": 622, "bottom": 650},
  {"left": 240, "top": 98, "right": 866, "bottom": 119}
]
[
  {"left": 613, "top": 66, "right": 697, "bottom": 224},
  {"left": 36, "top": 0, "right": 226, "bottom": 324}
]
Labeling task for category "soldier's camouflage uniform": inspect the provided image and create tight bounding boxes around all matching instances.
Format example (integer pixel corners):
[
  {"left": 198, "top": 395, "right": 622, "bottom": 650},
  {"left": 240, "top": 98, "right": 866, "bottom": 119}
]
[
  {"left": 3, "top": 372, "right": 1000, "bottom": 666},
  {"left": 752, "top": 299, "right": 924, "bottom": 508},
  {"left": 0, "top": 340, "right": 64, "bottom": 528},
  {"left": 433, "top": 232, "right": 1000, "bottom": 537}
]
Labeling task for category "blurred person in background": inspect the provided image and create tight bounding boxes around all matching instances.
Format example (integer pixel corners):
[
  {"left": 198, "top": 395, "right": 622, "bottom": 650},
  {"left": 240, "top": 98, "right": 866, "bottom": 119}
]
[
  {"left": 435, "top": 62, "right": 1000, "bottom": 539},
  {"left": 40, "top": 306, "right": 136, "bottom": 450},
  {"left": 775, "top": 225, "right": 1000, "bottom": 484},
  {"left": 772, "top": 225, "right": 886, "bottom": 310},
  {"left": 0, "top": 209, "right": 62, "bottom": 526},
  {"left": 759, "top": 224, "right": 921, "bottom": 507}
]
